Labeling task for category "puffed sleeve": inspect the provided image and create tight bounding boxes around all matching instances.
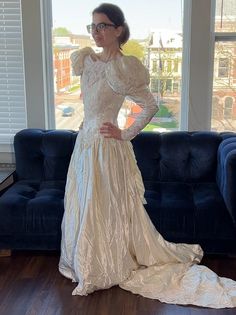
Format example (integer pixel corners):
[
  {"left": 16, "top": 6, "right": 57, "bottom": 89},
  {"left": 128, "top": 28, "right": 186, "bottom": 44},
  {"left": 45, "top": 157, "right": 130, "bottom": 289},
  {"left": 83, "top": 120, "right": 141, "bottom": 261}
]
[
  {"left": 105, "top": 56, "right": 159, "bottom": 141},
  {"left": 70, "top": 47, "right": 94, "bottom": 76}
]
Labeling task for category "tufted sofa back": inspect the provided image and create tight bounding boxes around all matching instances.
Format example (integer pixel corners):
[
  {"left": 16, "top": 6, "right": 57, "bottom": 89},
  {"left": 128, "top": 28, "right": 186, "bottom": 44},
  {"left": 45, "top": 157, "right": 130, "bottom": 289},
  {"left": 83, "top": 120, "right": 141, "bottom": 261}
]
[
  {"left": 132, "top": 131, "right": 228, "bottom": 183},
  {"left": 14, "top": 129, "right": 233, "bottom": 184},
  {"left": 14, "top": 129, "right": 77, "bottom": 181}
]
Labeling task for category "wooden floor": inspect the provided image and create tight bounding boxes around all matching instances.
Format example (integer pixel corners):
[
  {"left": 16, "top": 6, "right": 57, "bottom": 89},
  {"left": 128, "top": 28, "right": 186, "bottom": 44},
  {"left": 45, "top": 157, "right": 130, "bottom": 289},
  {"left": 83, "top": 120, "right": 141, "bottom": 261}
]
[{"left": 0, "top": 251, "right": 236, "bottom": 315}]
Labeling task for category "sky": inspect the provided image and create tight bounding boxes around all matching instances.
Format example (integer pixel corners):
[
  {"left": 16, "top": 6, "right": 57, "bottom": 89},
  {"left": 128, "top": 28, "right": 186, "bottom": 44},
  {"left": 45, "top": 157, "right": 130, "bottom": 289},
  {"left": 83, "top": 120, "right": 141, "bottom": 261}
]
[{"left": 52, "top": 0, "right": 183, "bottom": 39}]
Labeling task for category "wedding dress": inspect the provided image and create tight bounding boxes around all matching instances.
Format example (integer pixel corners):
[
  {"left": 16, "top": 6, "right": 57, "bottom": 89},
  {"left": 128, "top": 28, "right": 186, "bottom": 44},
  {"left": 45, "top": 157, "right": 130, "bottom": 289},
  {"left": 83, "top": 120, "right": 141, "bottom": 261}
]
[{"left": 59, "top": 47, "right": 236, "bottom": 308}]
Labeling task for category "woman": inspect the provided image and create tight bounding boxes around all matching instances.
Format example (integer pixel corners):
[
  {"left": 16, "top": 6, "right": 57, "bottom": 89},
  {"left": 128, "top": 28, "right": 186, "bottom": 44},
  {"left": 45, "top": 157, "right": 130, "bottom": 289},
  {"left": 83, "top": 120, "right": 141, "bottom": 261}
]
[{"left": 59, "top": 3, "right": 236, "bottom": 308}]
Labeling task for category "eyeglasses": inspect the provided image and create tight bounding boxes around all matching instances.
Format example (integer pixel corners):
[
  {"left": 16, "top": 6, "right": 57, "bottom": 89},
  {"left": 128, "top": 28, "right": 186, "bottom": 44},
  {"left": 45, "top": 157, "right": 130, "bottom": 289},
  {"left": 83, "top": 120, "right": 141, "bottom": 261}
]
[{"left": 86, "top": 23, "right": 117, "bottom": 34}]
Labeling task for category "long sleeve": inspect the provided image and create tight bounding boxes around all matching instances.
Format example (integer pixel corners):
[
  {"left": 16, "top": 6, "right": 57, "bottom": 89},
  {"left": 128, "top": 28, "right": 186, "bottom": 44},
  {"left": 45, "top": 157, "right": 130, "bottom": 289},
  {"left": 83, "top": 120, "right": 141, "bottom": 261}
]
[
  {"left": 121, "top": 85, "right": 158, "bottom": 141},
  {"left": 105, "top": 55, "right": 159, "bottom": 141}
]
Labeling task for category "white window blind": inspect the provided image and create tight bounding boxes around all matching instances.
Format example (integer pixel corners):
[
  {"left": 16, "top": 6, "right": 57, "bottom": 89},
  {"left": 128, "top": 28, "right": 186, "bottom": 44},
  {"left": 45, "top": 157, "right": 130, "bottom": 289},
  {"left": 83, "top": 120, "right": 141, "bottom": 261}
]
[{"left": 0, "top": 0, "right": 27, "bottom": 144}]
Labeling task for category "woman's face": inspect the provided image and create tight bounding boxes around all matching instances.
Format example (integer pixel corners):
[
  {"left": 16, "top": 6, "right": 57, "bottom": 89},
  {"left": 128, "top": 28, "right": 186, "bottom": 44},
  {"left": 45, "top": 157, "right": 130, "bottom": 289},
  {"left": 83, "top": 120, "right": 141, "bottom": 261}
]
[{"left": 91, "top": 13, "right": 122, "bottom": 48}]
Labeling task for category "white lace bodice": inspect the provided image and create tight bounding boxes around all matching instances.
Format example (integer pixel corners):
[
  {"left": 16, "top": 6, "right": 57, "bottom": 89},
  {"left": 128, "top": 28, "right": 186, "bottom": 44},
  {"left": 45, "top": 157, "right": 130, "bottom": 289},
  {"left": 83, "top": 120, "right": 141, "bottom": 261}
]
[{"left": 71, "top": 47, "right": 158, "bottom": 141}]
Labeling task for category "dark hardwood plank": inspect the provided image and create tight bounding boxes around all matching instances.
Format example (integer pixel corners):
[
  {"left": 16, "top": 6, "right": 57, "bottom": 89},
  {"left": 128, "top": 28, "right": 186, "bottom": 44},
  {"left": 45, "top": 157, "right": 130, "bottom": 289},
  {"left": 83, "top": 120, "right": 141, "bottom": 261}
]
[
  {"left": 0, "top": 252, "right": 236, "bottom": 315},
  {"left": 0, "top": 250, "right": 11, "bottom": 257}
]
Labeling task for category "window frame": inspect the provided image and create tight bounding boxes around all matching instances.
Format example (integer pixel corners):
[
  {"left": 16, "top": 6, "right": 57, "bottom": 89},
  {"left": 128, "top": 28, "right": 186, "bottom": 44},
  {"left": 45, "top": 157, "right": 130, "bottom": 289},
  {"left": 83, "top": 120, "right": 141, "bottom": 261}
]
[
  {"left": 40, "top": 0, "right": 55, "bottom": 130},
  {"left": 0, "top": 0, "right": 223, "bottom": 160},
  {"left": 180, "top": 0, "right": 216, "bottom": 131}
]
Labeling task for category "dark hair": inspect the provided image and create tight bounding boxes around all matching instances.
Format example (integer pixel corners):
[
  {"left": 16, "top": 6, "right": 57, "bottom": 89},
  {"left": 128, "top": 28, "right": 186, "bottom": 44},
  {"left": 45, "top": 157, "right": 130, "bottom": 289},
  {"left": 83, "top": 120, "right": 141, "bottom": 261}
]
[{"left": 92, "top": 3, "right": 130, "bottom": 48}]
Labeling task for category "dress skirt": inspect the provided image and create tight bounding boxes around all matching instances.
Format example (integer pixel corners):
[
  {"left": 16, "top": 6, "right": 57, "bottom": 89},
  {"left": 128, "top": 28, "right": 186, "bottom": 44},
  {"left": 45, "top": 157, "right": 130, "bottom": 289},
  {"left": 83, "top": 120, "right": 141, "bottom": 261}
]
[{"left": 59, "top": 131, "right": 236, "bottom": 308}]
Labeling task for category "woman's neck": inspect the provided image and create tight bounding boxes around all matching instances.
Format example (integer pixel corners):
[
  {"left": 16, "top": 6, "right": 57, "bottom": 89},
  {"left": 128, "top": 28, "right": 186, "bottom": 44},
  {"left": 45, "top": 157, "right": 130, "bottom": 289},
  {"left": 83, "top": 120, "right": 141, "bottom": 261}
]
[{"left": 98, "top": 46, "right": 122, "bottom": 62}]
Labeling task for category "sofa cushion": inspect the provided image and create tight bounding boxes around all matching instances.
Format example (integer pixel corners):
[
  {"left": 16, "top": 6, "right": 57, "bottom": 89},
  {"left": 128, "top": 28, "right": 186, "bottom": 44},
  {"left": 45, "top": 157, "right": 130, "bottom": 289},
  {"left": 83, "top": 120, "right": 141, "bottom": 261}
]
[
  {"left": 144, "top": 181, "right": 236, "bottom": 242},
  {"left": 0, "top": 180, "right": 65, "bottom": 235},
  {"left": 193, "top": 183, "right": 236, "bottom": 239},
  {"left": 144, "top": 182, "right": 195, "bottom": 240}
]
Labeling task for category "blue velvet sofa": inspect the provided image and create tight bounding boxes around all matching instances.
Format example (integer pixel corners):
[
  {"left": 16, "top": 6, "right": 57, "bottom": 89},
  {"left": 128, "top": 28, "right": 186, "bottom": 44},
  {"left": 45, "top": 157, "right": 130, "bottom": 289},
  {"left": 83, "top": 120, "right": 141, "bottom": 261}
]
[{"left": 0, "top": 128, "right": 236, "bottom": 254}]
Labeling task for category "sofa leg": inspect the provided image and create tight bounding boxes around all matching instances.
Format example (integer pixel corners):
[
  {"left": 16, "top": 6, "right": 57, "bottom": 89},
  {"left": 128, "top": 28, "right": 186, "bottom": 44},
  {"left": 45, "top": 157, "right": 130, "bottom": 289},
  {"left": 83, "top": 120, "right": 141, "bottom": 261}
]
[{"left": 0, "top": 249, "right": 12, "bottom": 257}]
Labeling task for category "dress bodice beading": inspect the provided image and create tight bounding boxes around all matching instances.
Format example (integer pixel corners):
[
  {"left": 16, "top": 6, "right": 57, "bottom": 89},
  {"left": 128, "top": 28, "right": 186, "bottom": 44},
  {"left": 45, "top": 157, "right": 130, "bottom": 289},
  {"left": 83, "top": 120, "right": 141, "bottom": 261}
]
[{"left": 70, "top": 47, "right": 158, "bottom": 141}]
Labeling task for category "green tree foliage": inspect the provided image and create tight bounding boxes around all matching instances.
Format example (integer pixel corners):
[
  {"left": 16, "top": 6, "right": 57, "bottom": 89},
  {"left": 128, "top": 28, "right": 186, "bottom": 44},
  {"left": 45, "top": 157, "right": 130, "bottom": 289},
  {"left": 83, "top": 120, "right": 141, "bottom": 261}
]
[
  {"left": 53, "top": 27, "right": 72, "bottom": 36},
  {"left": 122, "top": 40, "right": 144, "bottom": 61}
]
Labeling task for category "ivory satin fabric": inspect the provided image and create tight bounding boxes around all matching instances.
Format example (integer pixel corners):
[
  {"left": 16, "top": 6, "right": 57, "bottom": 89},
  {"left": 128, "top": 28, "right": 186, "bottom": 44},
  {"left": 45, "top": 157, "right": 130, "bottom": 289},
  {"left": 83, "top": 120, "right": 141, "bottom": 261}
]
[{"left": 59, "top": 48, "right": 236, "bottom": 308}]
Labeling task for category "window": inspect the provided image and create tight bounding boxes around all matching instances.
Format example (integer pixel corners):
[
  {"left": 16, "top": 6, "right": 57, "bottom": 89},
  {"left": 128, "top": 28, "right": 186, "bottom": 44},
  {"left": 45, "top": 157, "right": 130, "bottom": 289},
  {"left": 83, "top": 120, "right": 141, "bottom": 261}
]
[
  {"left": 218, "top": 57, "right": 229, "bottom": 77},
  {"left": 0, "top": 0, "right": 27, "bottom": 145},
  {"left": 224, "top": 96, "right": 233, "bottom": 118},
  {"left": 51, "top": 0, "right": 183, "bottom": 133},
  {"left": 174, "top": 59, "right": 179, "bottom": 72},
  {"left": 0, "top": 1, "right": 228, "bottom": 162},
  {"left": 211, "top": 0, "right": 236, "bottom": 131},
  {"left": 151, "top": 78, "right": 159, "bottom": 93},
  {"left": 152, "top": 59, "right": 157, "bottom": 73},
  {"left": 212, "top": 96, "right": 221, "bottom": 119},
  {"left": 166, "top": 79, "right": 172, "bottom": 93},
  {"left": 167, "top": 60, "right": 172, "bottom": 72},
  {"left": 215, "top": 0, "right": 236, "bottom": 32},
  {"left": 173, "top": 82, "right": 179, "bottom": 93}
]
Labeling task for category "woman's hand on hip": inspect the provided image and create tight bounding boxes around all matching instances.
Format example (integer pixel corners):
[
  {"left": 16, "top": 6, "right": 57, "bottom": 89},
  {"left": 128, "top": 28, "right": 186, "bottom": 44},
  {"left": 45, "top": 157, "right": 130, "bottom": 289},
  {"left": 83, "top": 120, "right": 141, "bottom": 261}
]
[{"left": 100, "top": 122, "right": 122, "bottom": 140}]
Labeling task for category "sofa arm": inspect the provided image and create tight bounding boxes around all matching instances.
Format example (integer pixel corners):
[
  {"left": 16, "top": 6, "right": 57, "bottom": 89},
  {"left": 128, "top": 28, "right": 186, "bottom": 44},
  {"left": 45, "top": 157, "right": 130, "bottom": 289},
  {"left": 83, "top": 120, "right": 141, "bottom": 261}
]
[{"left": 216, "top": 137, "right": 236, "bottom": 224}]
